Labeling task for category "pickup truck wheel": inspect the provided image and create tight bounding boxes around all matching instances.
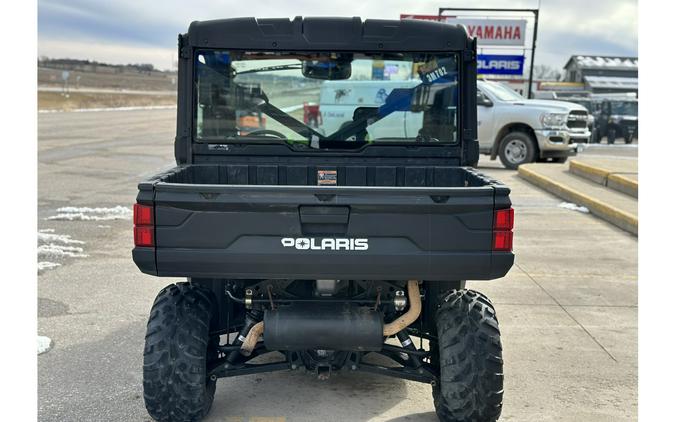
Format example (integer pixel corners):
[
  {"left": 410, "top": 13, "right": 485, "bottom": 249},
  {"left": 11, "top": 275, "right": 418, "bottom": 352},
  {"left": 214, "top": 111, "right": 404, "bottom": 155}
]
[
  {"left": 607, "top": 128, "right": 616, "bottom": 144},
  {"left": 143, "top": 283, "right": 218, "bottom": 422},
  {"left": 432, "top": 289, "right": 503, "bottom": 422},
  {"left": 498, "top": 132, "right": 536, "bottom": 170}
]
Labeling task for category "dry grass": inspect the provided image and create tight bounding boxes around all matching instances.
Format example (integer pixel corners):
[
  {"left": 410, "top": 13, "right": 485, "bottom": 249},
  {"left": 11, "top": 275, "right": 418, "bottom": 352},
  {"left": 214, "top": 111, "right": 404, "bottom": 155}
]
[
  {"left": 39, "top": 91, "right": 176, "bottom": 111},
  {"left": 39, "top": 67, "right": 177, "bottom": 91}
]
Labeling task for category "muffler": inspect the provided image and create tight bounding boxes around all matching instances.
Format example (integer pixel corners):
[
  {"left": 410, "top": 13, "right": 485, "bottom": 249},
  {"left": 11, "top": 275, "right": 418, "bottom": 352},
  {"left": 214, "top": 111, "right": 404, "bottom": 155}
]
[
  {"left": 240, "top": 280, "right": 421, "bottom": 355},
  {"left": 263, "top": 304, "right": 383, "bottom": 352}
]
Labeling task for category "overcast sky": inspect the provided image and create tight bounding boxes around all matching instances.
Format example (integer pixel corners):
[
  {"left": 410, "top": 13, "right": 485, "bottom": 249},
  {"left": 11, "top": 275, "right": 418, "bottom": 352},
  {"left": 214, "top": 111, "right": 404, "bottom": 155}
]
[{"left": 37, "top": 0, "right": 637, "bottom": 71}]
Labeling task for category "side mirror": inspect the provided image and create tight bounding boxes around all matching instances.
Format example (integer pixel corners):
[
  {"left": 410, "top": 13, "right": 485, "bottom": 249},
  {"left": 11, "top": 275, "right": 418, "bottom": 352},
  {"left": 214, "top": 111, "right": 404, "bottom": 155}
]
[
  {"left": 477, "top": 93, "right": 493, "bottom": 107},
  {"left": 302, "top": 58, "right": 352, "bottom": 80}
]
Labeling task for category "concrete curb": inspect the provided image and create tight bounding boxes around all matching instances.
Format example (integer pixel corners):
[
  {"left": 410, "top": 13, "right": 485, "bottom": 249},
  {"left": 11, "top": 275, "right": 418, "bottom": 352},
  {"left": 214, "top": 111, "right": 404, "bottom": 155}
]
[
  {"left": 569, "top": 160, "right": 638, "bottom": 198},
  {"left": 569, "top": 160, "right": 609, "bottom": 184},
  {"left": 518, "top": 165, "right": 638, "bottom": 236},
  {"left": 607, "top": 173, "right": 638, "bottom": 198}
]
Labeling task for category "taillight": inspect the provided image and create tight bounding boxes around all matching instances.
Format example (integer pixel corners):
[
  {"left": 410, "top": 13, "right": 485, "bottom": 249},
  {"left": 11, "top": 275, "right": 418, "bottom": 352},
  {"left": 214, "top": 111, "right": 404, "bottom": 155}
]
[
  {"left": 493, "top": 231, "right": 513, "bottom": 251},
  {"left": 133, "top": 203, "right": 154, "bottom": 247},
  {"left": 134, "top": 226, "right": 154, "bottom": 247},
  {"left": 133, "top": 203, "right": 153, "bottom": 226},
  {"left": 494, "top": 208, "right": 514, "bottom": 231},
  {"left": 493, "top": 208, "right": 514, "bottom": 252}
]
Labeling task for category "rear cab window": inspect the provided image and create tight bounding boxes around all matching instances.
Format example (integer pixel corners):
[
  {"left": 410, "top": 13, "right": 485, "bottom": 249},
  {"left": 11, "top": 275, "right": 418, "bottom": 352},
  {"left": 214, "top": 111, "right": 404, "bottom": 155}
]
[{"left": 194, "top": 50, "right": 460, "bottom": 149}]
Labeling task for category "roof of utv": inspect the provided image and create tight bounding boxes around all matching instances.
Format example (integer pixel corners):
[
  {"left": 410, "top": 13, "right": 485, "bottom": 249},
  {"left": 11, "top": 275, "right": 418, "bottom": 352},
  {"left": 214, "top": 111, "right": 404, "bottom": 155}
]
[{"left": 186, "top": 17, "right": 472, "bottom": 52}]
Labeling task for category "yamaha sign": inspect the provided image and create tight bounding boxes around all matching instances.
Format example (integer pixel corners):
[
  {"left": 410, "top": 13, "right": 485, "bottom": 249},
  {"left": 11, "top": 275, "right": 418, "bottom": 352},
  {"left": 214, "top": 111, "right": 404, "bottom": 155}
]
[
  {"left": 477, "top": 54, "right": 525, "bottom": 76},
  {"left": 400, "top": 15, "right": 527, "bottom": 47}
]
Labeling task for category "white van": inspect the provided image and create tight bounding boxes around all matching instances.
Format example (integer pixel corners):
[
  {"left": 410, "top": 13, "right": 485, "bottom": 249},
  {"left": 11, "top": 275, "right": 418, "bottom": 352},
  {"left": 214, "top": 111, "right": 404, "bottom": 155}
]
[{"left": 318, "top": 80, "right": 423, "bottom": 139}]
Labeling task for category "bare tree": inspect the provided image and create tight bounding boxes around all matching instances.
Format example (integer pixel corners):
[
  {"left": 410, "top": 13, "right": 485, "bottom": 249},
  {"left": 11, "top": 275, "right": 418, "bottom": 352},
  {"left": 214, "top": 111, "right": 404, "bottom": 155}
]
[{"left": 533, "top": 65, "right": 562, "bottom": 81}]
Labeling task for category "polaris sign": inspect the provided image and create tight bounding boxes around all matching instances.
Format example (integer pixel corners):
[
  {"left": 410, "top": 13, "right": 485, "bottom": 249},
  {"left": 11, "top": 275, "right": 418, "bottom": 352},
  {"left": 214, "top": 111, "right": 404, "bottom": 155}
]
[
  {"left": 477, "top": 55, "right": 525, "bottom": 76},
  {"left": 281, "top": 237, "right": 369, "bottom": 251}
]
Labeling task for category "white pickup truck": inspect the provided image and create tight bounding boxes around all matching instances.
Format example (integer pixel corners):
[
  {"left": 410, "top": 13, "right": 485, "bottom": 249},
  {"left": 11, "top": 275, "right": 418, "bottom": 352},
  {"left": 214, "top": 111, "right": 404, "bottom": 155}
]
[
  {"left": 317, "top": 79, "right": 426, "bottom": 140},
  {"left": 318, "top": 79, "right": 590, "bottom": 169},
  {"left": 476, "top": 80, "right": 590, "bottom": 169}
]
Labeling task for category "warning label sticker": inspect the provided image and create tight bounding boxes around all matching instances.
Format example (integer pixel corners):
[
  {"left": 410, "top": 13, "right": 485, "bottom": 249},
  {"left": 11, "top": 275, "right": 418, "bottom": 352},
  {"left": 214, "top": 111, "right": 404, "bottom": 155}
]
[{"left": 317, "top": 169, "right": 337, "bottom": 186}]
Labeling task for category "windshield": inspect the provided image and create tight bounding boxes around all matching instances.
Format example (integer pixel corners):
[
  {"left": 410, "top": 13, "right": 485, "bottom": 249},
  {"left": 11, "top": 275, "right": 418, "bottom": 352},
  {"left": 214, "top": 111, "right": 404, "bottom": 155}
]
[
  {"left": 480, "top": 81, "right": 524, "bottom": 102},
  {"left": 194, "top": 50, "right": 460, "bottom": 148},
  {"left": 612, "top": 101, "right": 638, "bottom": 116}
]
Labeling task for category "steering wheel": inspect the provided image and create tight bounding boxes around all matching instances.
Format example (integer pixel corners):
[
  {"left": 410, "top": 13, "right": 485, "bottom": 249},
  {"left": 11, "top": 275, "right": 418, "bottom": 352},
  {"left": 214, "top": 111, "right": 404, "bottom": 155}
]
[{"left": 244, "top": 129, "right": 287, "bottom": 139}]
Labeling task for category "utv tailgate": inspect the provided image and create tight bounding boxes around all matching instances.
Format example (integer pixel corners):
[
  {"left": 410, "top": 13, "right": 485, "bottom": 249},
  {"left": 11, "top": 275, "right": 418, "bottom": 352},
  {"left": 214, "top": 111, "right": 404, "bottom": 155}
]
[{"left": 134, "top": 182, "right": 513, "bottom": 281}]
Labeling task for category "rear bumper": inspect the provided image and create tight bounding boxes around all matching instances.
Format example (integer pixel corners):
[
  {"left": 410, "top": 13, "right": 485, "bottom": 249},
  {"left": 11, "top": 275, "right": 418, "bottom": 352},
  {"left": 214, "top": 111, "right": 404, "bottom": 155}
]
[{"left": 134, "top": 246, "right": 514, "bottom": 281}]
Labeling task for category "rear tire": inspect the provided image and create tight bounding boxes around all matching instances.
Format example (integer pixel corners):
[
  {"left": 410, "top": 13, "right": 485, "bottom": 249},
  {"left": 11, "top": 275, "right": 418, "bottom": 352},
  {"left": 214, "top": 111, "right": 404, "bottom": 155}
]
[
  {"left": 143, "top": 283, "right": 218, "bottom": 422},
  {"left": 608, "top": 128, "right": 616, "bottom": 144},
  {"left": 498, "top": 131, "right": 536, "bottom": 170},
  {"left": 432, "top": 290, "right": 503, "bottom": 422}
]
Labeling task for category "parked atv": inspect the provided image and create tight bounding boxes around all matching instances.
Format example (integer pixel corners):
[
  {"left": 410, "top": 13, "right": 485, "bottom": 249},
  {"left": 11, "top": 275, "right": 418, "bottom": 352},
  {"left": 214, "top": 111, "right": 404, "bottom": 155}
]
[
  {"left": 593, "top": 98, "right": 638, "bottom": 144},
  {"left": 133, "top": 17, "right": 514, "bottom": 422}
]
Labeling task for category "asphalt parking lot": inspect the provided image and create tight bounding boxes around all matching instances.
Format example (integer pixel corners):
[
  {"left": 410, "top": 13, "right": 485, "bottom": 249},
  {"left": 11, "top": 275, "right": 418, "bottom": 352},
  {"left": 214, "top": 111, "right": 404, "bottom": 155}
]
[{"left": 37, "top": 109, "right": 637, "bottom": 422}]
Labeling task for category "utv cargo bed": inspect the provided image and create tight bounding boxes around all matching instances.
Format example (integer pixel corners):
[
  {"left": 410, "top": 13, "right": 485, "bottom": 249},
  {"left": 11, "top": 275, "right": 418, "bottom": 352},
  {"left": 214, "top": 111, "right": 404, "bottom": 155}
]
[{"left": 133, "top": 163, "right": 513, "bottom": 280}]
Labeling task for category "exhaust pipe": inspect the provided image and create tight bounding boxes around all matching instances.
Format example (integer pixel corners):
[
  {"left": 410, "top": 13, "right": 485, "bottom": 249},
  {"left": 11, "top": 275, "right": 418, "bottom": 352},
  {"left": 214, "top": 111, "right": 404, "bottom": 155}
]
[
  {"left": 239, "top": 280, "right": 421, "bottom": 354},
  {"left": 240, "top": 321, "right": 264, "bottom": 356},
  {"left": 383, "top": 280, "right": 420, "bottom": 337}
]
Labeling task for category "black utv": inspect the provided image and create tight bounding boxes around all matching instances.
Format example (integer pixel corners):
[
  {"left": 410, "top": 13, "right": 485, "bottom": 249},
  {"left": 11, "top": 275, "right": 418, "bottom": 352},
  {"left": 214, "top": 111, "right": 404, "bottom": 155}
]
[
  {"left": 593, "top": 98, "right": 638, "bottom": 144},
  {"left": 133, "top": 17, "right": 514, "bottom": 422}
]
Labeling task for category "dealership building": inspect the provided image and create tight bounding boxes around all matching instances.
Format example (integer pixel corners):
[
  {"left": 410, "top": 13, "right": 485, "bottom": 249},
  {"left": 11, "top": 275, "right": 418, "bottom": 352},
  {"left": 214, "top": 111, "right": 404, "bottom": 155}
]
[{"left": 562, "top": 55, "right": 638, "bottom": 94}]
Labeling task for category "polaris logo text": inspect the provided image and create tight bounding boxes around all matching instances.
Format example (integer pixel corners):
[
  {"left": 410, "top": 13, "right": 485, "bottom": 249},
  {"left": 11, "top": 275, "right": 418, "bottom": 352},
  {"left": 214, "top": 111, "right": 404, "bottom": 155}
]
[
  {"left": 281, "top": 237, "right": 369, "bottom": 251},
  {"left": 478, "top": 60, "right": 521, "bottom": 70},
  {"left": 476, "top": 54, "right": 525, "bottom": 76}
]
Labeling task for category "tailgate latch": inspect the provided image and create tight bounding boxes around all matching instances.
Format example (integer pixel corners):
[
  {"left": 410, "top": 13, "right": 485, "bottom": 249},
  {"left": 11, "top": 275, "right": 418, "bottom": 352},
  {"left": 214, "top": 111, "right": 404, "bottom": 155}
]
[{"left": 299, "top": 206, "right": 350, "bottom": 235}]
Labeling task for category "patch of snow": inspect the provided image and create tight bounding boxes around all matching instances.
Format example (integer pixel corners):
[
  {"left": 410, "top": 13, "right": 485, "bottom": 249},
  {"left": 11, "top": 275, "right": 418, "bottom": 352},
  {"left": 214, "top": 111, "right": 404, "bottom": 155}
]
[
  {"left": 38, "top": 232, "right": 85, "bottom": 245},
  {"left": 575, "top": 55, "right": 637, "bottom": 69},
  {"left": 97, "top": 225, "right": 111, "bottom": 229},
  {"left": 47, "top": 206, "right": 132, "bottom": 221},
  {"left": 37, "top": 230, "right": 87, "bottom": 273},
  {"left": 39, "top": 228, "right": 55, "bottom": 233},
  {"left": 38, "top": 336, "right": 52, "bottom": 355},
  {"left": 38, "top": 244, "right": 88, "bottom": 259},
  {"left": 558, "top": 202, "right": 590, "bottom": 213},
  {"left": 38, "top": 262, "right": 61, "bottom": 272}
]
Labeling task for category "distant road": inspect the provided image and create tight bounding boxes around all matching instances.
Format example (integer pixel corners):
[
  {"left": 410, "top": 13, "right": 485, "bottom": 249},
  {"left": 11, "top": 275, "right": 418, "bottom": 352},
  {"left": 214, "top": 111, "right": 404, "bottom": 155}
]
[
  {"left": 38, "top": 85, "right": 176, "bottom": 96},
  {"left": 38, "top": 85, "right": 318, "bottom": 103},
  {"left": 578, "top": 143, "right": 638, "bottom": 159}
]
